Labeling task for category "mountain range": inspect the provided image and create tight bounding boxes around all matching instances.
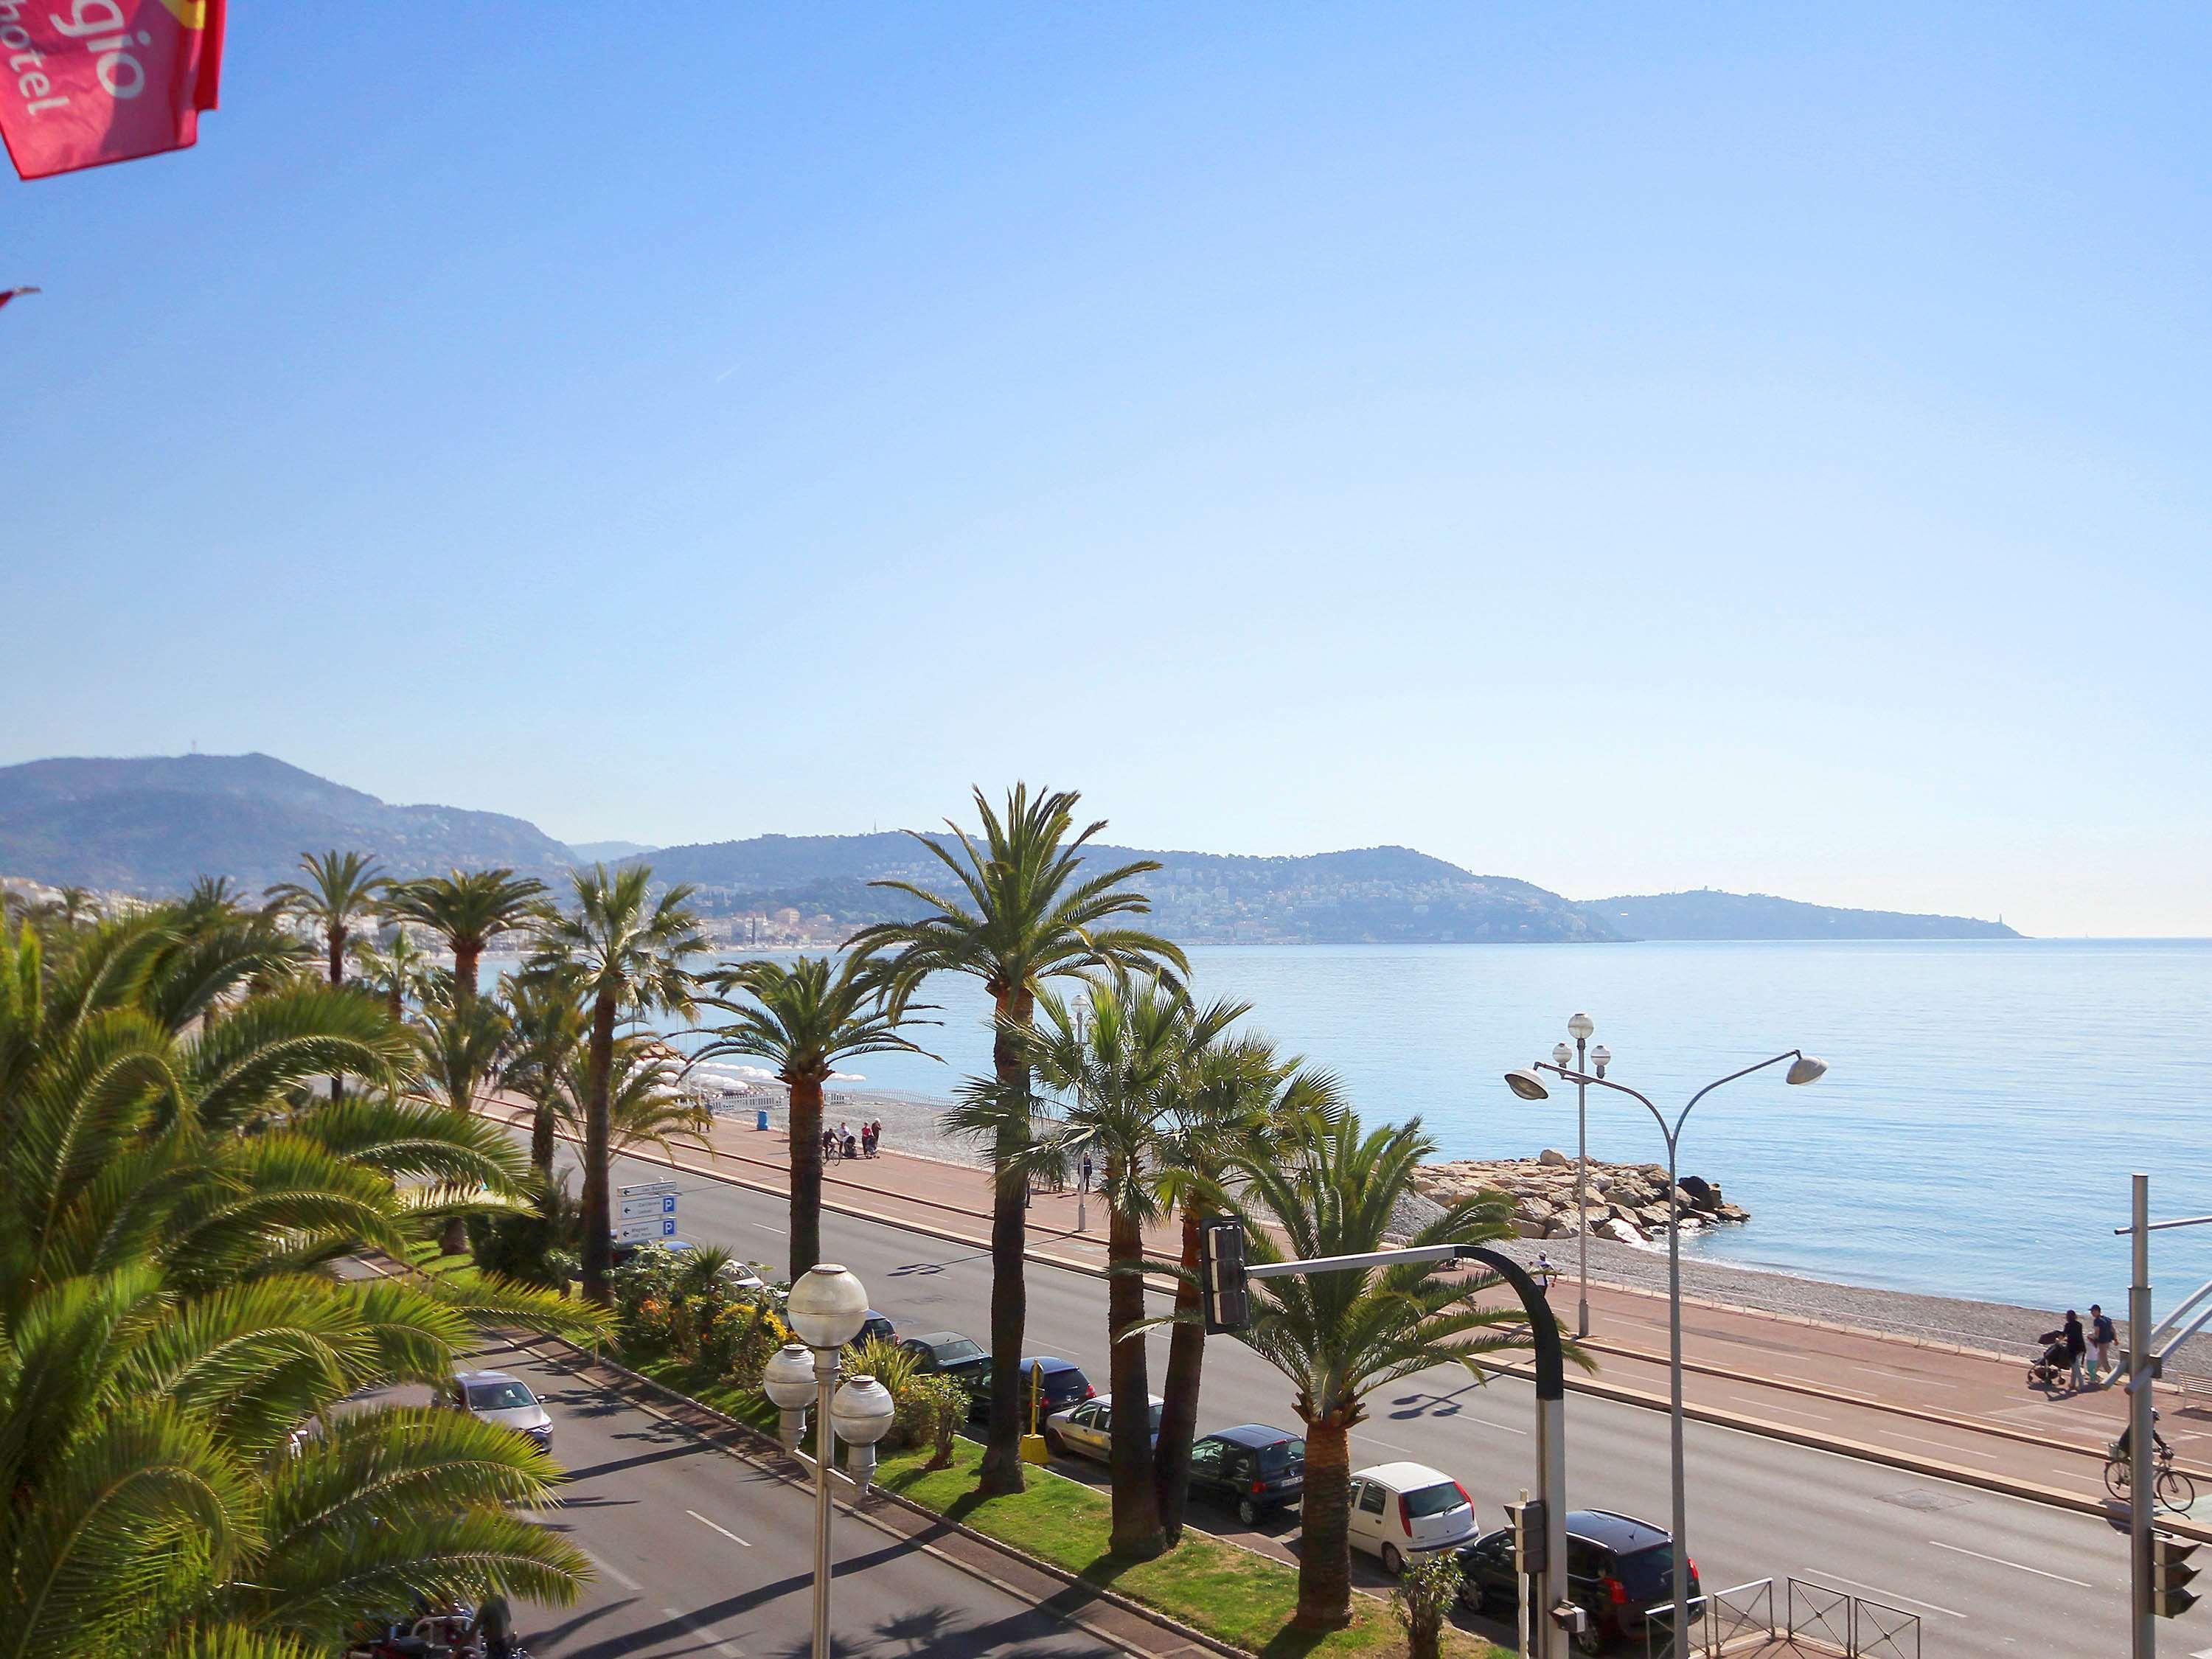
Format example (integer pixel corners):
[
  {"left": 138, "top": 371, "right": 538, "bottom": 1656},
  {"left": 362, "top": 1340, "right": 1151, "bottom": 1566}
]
[{"left": 0, "top": 753, "right": 2020, "bottom": 942}]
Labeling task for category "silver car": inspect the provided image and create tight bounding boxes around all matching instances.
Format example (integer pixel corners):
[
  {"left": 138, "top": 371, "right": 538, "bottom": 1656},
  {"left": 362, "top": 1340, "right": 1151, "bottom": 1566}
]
[
  {"left": 1045, "top": 1392, "right": 1164, "bottom": 1464},
  {"left": 443, "top": 1368, "right": 553, "bottom": 1450}
]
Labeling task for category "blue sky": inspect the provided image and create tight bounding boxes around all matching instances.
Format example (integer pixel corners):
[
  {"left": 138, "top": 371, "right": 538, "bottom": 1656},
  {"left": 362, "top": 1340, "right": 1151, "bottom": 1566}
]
[{"left": 4, "top": 6, "right": 2208, "bottom": 934}]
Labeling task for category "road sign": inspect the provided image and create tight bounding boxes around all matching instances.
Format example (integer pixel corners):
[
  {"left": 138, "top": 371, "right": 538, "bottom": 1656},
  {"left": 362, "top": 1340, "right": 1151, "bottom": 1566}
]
[
  {"left": 619, "top": 1194, "right": 679, "bottom": 1220},
  {"left": 612, "top": 1216, "right": 679, "bottom": 1244},
  {"left": 616, "top": 1180, "right": 678, "bottom": 1198}
]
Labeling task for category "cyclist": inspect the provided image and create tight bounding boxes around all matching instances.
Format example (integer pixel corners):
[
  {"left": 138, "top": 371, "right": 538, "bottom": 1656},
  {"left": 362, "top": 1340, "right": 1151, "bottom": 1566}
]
[{"left": 2114, "top": 1409, "right": 2172, "bottom": 1467}]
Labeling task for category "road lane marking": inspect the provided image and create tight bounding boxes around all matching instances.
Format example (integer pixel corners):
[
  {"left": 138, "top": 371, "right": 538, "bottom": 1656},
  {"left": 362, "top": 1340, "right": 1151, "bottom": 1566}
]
[
  {"left": 1728, "top": 1395, "right": 1833, "bottom": 1422},
  {"left": 687, "top": 1509, "right": 752, "bottom": 1546},
  {"left": 586, "top": 1551, "right": 643, "bottom": 1590},
  {"left": 1882, "top": 1430, "right": 2000, "bottom": 1460},
  {"left": 1806, "top": 1572, "right": 1965, "bottom": 1618},
  {"left": 1926, "top": 1540, "right": 2093, "bottom": 1587},
  {"left": 664, "top": 1604, "right": 745, "bottom": 1657},
  {"left": 751, "top": 1222, "right": 781, "bottom": 1234}
]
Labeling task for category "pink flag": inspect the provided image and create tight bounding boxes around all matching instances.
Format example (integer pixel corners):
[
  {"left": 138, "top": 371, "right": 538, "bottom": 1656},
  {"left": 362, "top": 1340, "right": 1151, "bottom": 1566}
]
[{"left": 0, "top": 0, "right": 225, "bottom": 181}]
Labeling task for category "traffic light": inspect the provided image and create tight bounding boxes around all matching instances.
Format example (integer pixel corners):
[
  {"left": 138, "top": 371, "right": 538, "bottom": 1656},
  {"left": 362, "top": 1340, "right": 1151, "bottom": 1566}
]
[
  {"left": 2154, "top": 1532, "right": 2200, "bottom": 1619},
  {"left": 1505, "top": 1497, "right": 1548, "bottom": 1576},
  {"left": 1199, "top": 1217, "right": 1249, "bottom": 1333}
]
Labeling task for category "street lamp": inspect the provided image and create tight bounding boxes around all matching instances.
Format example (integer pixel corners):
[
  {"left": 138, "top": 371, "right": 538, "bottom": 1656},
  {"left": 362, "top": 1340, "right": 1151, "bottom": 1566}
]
[
  {"left": 1503, "top": 1046, "right": 1827, "bottom": 1653},
  {"left": 1537, "top": 1013, "right": 1605, "bottom": 1339},
  {"left": 785, "top": 1263, "right": 894, "bottom": 1659}
]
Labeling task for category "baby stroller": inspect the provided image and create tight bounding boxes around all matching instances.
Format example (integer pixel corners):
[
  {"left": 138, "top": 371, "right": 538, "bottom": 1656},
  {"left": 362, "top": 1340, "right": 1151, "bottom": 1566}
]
[{"left": 2027, "top": 1329, "right": 2069, "bottom": 1390}]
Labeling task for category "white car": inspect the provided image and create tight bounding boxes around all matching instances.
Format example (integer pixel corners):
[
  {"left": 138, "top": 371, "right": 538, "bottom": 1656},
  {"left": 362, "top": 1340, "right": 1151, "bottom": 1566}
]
[
  {"left": 1044, "top": 1393, "right": 1164, "bottom": 1464},
  {"left": 443, "top": 1369, "right": 553, "bottom": 1451},
  {"left": 1346, "top": 1461, "right": 1477, "bottom": 1573}
]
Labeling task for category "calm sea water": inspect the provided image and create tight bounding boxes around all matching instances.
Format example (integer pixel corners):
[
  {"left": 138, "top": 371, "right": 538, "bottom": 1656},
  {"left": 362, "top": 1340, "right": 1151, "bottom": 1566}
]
[{"left": 684, "top": 939, "right": 2211, "bottom": 1315}]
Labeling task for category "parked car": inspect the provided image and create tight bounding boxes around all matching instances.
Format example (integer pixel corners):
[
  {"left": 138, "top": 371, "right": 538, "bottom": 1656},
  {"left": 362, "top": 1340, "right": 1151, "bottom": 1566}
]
[
  {"left": 1187, "top": 1424, "right": 1306, "bottom": 1525},
  {"left": 899, "top": 1330, "right": 994, "bottom": 1406},
  {"left": 439, "top": 1368, "right": 553, "bottom": 1451},
  {"left": 1044, "top": 1393, "right": 1163, "bottom": 1463},
  {"left": 855, "top": 1309, "right": 896, "bottom": 1344},
  {"left": 1002, "top": 1357, "right": 1094, "bottom": 1425},
  {"left": 1345, "top": 1461, "right": 1477, "bottom": 1573},
  {"left": 1455, "top": 1508, "right": 1704, "bottom": 1655}
]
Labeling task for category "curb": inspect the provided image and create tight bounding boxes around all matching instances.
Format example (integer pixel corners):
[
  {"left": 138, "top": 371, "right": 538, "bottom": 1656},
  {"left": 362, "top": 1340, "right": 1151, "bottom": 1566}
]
[{"left": 485, "top": 1108, "right": 2206, "bottom": 1535}]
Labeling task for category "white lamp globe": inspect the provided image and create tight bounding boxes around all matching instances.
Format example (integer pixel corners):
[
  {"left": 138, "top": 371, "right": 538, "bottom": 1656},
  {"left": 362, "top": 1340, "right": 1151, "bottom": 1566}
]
[
  {"left": 1589, "top": 1044, "right": 1611, "bottom": 1071},
  {"left": 1567, "top": 1012, "right": 1595, "bottom": 1041},
  {"left": 762, "top": 1343, "right": 818, "bottom": 1410},
  {"left": 831, "top": 1374, "right": 897, "bottom": 1447},
  {"left": 787, "top": 1263, "right": 872, "bottom": 1351},
  {"left": 1551, "top": 1042, "right": 1573, "bottom": 1068}
]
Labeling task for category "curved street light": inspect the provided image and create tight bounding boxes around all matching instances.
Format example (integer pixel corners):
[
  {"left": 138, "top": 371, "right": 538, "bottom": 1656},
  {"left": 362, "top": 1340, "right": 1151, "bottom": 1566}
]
[{"left": 1502, "top": 1046, "right": 1828, "bottom": 1653}]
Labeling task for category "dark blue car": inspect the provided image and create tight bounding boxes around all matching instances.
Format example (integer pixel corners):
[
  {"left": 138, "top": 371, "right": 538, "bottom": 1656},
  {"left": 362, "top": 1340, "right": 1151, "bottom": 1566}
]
[{"left": 1187, "top": 1424, "right": 1305, "bottom": 1524}]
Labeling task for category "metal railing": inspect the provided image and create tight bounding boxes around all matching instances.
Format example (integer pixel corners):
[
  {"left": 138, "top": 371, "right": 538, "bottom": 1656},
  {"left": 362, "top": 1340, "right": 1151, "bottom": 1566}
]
[
  {"left": 1644, "top": 1579, "right": 1776, "bottom": 1657},
  {"left": 1788, "top": 1578, "right": 1853, "bottom": 1650},
  {"left": 1851, "top": 1596, "right": 1921, "bottom": 1659}
]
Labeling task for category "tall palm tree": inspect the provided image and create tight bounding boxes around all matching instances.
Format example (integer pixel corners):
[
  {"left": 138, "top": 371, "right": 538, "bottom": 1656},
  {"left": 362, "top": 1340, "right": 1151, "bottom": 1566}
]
[
  {"left": 529, "top": 863, "right": 705, "bottom": 1305},
  {"left": 352, "top": 925, "right": 439, "bottom": 1023},
  {"left": 691, "top": 955, "right": 934, "bottom": 1280},
  {"left": 850, "top": 785, "right": 1184, "bottom": 1494},
  {"left": 554, "top": 1034, "right": 713, "bottom": 1163},
  {"left": 501, "top": 966, "right": 588, "bottom": 1180},
  {"left": 265, "top": 850, "right": 388, "bottom": 987},
  {"left": 1227, "top": 1112, "right": 1579, "bottom": 1631},
  {"left": 384, "top": 867, "right": 548, "bottom": 1007},
  {"left": 1009, "top": 977, "right": 1240, "bottom": 1557},
  {"left": 414, "top": 995, "right": 515, "bottom": 1253},
  {"left": 1147, "top": 1027, "right": 1335, "bottom": 1543}
]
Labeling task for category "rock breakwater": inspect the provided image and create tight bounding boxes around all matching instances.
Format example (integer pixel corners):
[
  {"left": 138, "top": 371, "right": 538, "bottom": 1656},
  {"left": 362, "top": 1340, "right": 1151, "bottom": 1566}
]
[{"left": 1413, "top": 1151, "right": 1749, "bottom": 1246}]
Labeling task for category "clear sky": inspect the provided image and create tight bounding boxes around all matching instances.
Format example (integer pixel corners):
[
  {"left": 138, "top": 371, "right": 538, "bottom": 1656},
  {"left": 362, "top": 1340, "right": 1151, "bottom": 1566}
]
[{"left": 4, "top": 6, "right": 2208, "bottom": 936}]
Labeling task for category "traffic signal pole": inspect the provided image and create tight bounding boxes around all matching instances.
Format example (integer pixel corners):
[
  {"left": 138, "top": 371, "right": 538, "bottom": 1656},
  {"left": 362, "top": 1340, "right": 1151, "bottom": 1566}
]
[{"left": 1221, "top": 1234, "right": 1573, "bottom": 1659}]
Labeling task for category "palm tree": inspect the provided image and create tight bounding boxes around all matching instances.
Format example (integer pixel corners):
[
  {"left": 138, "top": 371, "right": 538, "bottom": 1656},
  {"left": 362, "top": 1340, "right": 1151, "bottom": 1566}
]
[
  {"left": 850, "top": 784, "right": 1185, "bottom": 1494},
  {"left": 1008, "top": 977, "right": 1240, "bottom": 1557},
  {"left": 352, "top": 925, "right": 439, "bottom": 1023},
  {"left": 529, "top": 863, "right": 705, "bottom": 1305},
  {"left": 383, "top": 867, "right": 549, "bottom": 1007},
  {"left": 1227, "top": 1112, "right": 1579, "bottom": 1631},
  {"left": 0, "top": 906, "right": 605, "bottom": 1659},
  {"left": 552, "top": 1034, "right": 713, "bottom": 1164},
  {"left": 501, "top": 966, "right": 588, "bottom": 1180},
  {"left": 1148, "top": 1028, "right": 1335, "bottom": 1543},
  {"left": 691, "top": 954, "right": 934, "bottom": 1280},
  {"left": 265, "top": 849, "right": 388, "bottom": 987},
  {"left": 414, "top": 994, "right": 516, "bottom": 1253}
]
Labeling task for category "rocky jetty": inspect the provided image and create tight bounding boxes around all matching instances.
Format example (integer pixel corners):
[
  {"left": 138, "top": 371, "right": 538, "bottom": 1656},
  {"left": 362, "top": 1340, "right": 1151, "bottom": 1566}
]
[{"left": 1413, "top": 1152, "right": 1749, "bottom": 1246}]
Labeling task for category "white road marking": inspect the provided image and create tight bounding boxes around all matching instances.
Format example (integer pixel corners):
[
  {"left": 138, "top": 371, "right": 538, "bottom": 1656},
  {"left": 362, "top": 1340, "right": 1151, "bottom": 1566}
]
[
  {"left": 587, "top": 1551, "right": 643, "bottom": 1590},
  {"left": 1882, "top": 1430, "right": 2000, "bottom": 1460},
  {"left": 1728, "top": 1395, "right": 1833, "bottom": 1423},
  {"left": 1927, "top": 1540, "right": 2094, "bottom": 1588},
  {"left": 1806, "top": 1572, "right": 1966, "bottom": 1618},
  {"left": 664, "top": 1604, "right": 745, "bottom": 1657},
  {"left": 687, "top": 1509, "right": 752, "bottom": 1546},
  {"left": 751, "top": 1222, "right": 781, "bottom": 1234}
]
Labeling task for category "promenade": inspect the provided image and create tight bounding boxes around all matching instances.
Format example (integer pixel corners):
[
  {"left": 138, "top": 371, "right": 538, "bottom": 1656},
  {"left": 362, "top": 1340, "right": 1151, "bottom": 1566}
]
[{"left": 481, "top": 1094, "right": 2208, "bottom": 1536}]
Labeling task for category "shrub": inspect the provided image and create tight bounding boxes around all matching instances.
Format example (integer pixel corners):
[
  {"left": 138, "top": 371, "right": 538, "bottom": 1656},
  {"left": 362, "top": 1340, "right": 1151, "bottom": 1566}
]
[
  {"left": 900, "top": 1372, "right": 968, "bottom": 1470},
  {"left": 1393, "top": 1550, "right": 1462, "bottom": 1659},
  {"left": 711, "top": 1296, "right": 793, "bottom": 1392}
]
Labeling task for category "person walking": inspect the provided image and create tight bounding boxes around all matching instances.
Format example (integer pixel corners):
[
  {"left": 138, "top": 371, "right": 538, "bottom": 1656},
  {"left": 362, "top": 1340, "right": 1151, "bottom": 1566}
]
[
  {"left": 467, "top": 1591, "right": 515, "bottom": 1659},
  {"left": 2089, "top": 1303, "right": 2118, "bottom": 1385},
  {"left": 821, "top": 1124, "right": 837, "bottom": 1163},
  {"left": 1079, "top": 1152, "right": 1093, "bottom": 1193},
  {"left": 869, "top": 1116, "right": 883, "bottom": 1156},
  {"left": 2062, "top": 1308, "right": 2087, "bottom": 1393}
]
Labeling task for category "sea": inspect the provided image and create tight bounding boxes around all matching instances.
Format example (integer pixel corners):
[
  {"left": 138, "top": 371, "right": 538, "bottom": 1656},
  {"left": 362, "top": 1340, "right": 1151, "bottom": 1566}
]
[{"left": 667, "top": 939, "right": 2211, "bottom": 1318}]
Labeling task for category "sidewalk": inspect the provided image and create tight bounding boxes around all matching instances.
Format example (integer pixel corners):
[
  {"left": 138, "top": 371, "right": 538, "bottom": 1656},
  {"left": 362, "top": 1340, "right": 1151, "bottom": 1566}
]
[{"left": 490, "top": 1095, "right": 2211, "bottom": 1530}]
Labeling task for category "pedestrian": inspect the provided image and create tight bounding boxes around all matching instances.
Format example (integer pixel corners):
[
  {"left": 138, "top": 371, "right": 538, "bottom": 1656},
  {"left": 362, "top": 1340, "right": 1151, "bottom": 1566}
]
[
  {"left": 1079, "top": 1153, "right": 1093, "bottom": 1193},
  {"left": 821, "top": 1126, "right": 836, "bottom": 1162},
  {"left": 2089, "top": 1303, "right": 2118, "bottom": 1385},
  {"left": 467, "top": 1591, "right": 515, "bottom": 1659},
  {"left": 870, "top": 1117, "right": 883, "bottom": 1155},
  {"left": 2062, "top": 1308, "right": 2087, "bottom": 1392},
  {"left": 842, "top": 1127, "right": 858, "bottom": 1161},
  {"left": 1535, "top": 1251, "right": 1557, "bottom": 1297}
]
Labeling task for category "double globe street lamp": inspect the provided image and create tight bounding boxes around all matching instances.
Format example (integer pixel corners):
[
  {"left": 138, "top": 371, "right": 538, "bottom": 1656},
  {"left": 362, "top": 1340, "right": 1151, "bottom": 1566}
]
[
  {"left": 762, "top": 1264, "right": 897, "bottom": 1659},
  {"left": 1504, "top": 1046, "right": 1827, "bottom": 1656}
]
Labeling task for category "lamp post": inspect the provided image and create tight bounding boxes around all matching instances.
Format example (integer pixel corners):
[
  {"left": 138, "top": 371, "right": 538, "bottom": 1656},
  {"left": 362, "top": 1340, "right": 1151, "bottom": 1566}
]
[
  {"left": 1548, "top": 1012, "right": 1607, "bottom": 1340},
  {"left": 1506, "top": 1047, "right": 1827, "bottom": 1653},
  {"left": 782, "top": 1263, "right": 897, "bottom": 1659}
]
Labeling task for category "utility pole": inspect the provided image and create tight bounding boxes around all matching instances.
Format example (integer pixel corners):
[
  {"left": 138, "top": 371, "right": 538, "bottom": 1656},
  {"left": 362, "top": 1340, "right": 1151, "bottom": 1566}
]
[{"left": 2132, "top": 1172, "right": 2154, "bottom": 1659}]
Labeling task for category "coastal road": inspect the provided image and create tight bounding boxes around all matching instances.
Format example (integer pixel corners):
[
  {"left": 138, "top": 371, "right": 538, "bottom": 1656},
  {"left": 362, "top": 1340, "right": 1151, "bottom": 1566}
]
[
  {"left": 557, "top": 1140, "right": 2144, "bottom": 1657},
  {"left": 453, "top": 1332, "right": 1120, "bottom": 1658}
]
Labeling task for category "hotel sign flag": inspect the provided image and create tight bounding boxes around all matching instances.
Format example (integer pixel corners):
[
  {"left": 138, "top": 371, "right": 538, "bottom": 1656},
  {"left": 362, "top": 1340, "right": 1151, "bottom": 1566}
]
[
  {"left": 613, "top": 1180, "right": 679, "bottom": 1245},
  {"left": 1, "top": 0, "right": 227, "bottom": 181}
]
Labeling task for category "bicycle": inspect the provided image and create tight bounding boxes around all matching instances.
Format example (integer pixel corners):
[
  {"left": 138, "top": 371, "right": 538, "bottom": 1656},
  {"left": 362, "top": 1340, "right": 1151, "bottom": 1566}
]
[{"left": 2106, "top": 1444, "right": 2197, "bottom": 1512}]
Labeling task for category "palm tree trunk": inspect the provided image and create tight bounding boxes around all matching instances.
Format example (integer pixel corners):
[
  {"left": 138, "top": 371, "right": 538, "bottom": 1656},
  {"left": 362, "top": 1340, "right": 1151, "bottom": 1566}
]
[
  {"left": 1153, "top": 1203, "right": 1206, "bottom": 1544},
  {"left": 329, "top": 924, "right": 347, "bottom": 1102},
  {"left": 1293, "top": 1413, "right": 1354, "bottom": 1631},
  {"left": 453, "top": 942, "right": 480, "bottom": 1006},
  {"left": 1105, "top": 1170, "right": 1163, "bottom": 1557},
  {"left": 977, "top": 987, "right": 1034, "bottom": 1496},
  {"left": 788, "top": 1072, "right": 826, "bottom": 1280},
  {"left": 578, "top": 989, "right": 619, "bottom": 1305},
  {"left": 529, "top": 1095, "right": 557, "bottom": 1180}
]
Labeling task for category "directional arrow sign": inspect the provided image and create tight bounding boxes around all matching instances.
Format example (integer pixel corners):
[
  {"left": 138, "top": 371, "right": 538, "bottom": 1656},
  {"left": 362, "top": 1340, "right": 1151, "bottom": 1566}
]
[
  {"left": 619, "top": 1194, "right": 680, "bottom": 1220},
  {"left": 612, "top": 1216, "right": 680, "bottom": 1244},
  {"left": 616, "top": 1180, "right": 679, "bottom": 1199}
]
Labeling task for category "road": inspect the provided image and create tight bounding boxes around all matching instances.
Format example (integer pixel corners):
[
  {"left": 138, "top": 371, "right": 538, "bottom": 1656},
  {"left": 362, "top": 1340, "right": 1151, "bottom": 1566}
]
[
  {"left": 462, "top": 1333, "right": 1119, "bottom": 1658},
  {"left": 554, "top": 1139, "right": 2160, "bottom": 1657}
]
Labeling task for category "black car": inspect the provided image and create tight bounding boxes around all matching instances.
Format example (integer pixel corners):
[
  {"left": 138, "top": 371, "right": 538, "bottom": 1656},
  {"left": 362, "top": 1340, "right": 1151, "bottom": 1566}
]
[
  {"left": 1187, "top": 1424, "right": 1305, "bottom": 1525},
  {"left": 856, "top": 1309, "right": 896, "bottom": 1345},
  {"left": 898, "top": 1331, "right": 993, "bottom": 1405},
  {"left": 1455, "top": 1508, "right": 1703, "bottom": 1655},
  {"left": 992, "top": 1356, "right": 1095, "bottom": 1425}
]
